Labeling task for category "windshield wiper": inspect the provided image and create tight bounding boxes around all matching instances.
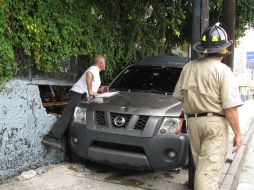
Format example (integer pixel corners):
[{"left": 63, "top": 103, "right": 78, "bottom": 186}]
[
  {"left": 143, "top": 89, "right": 166, "bottom": 94},
  {"left": 110, "top": 87, "right": 130, "bottom": 91},
  {"left": 111, "top": 88, "right": 169, "bottom": 94}
]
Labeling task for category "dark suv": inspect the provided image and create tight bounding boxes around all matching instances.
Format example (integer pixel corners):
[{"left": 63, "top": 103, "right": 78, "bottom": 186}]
[{"left": 68, "top": 56, "right": 189, "bottom": 170}]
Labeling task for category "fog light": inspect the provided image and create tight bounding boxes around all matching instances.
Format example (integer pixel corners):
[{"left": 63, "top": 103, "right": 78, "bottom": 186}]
[
  {"left": 159, "top": 128, "right": 167, "bottom": 134},
  {"left": 72, "top": 137, "right": 78, "bottom": 144},
  {"left": 168, "top": 151, "right": 176, "bottom": 160}
]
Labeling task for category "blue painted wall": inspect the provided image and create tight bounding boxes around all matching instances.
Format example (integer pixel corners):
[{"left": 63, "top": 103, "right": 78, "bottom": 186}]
[{"left": 0, "top": 79, "right": 65, "bottom": 181}]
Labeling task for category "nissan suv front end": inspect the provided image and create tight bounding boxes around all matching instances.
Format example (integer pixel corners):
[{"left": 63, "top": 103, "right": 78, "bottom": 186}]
[{"left": 69, "top": 56, "right": 189, "bottom": 170}]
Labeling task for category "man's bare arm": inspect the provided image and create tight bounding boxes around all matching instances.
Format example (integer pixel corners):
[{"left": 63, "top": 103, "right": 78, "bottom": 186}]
[
  {"left": 224, "top": 107, "right": 241, "bottom": 153},
  {"left": 98, "top": 86, "right": 109, "bottom": 93},
  {"left": 86, "top": 71, "right": 97, "bottom": 97}
]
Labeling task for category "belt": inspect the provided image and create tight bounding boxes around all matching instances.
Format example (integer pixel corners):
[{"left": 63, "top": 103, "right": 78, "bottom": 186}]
[{"left": 186, "top": 112, "right": 225, "bottom": 118}]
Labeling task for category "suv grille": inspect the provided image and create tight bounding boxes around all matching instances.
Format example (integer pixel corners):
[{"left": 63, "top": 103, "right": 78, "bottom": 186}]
[
  {"left": 95, "top": 111, "right": 149, "bottom": 131},
  {"left": 96, "top": 111, "right": 106, "bottom": 125},
  {"left": 111, "top": 112, "right": 132, "bottom": 128},
  {"left": 134, "top": 116, "right": 149, "bottom": 130}
]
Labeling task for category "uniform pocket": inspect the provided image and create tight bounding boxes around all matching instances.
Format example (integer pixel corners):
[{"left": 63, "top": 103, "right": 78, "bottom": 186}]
[{"left": 209, "top": 155, "right": 220, "bottom": 162}]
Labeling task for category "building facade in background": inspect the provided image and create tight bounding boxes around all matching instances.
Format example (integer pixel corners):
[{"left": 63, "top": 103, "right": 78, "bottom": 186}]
[{"left": 234, "top": 29, "right": 254, "bottom": 101}]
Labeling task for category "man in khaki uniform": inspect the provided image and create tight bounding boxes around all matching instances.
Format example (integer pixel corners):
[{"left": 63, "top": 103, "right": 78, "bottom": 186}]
[{"left": 173, "top": 24, "right": 242, "bottom": 190}]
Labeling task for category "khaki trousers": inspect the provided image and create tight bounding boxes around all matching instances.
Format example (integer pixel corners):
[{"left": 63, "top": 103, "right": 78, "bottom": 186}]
[{"left": 187, "top": 116, "right": 228, "bottom": 190}]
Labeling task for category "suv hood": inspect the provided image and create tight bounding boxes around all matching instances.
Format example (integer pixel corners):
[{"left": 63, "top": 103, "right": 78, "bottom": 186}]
[{"left": 79, "top": 91, "right": 182, "bottom": 117}]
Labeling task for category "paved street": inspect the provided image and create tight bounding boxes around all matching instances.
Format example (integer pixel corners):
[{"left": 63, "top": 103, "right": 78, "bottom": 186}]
[{"left": 0, "top": 100, "right": 253, "bottom": 190}]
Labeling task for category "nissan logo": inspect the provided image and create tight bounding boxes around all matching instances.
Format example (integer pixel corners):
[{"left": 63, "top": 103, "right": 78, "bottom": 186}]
[{"left": 114, "top": 116, "right": 126, "bottom": 127}]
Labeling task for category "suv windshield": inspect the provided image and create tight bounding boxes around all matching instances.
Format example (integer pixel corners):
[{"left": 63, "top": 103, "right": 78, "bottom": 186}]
[{"left": 110, "top": 65, "right": 182, "bottom": 94}]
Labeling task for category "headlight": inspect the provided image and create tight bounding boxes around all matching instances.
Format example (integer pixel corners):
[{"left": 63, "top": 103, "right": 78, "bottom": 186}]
[
  {"left": 73, "top": 107, "right": 86, "bottom": 124},
  {"left": 158, "top": 117, "right": 179, "bottom": 134}
]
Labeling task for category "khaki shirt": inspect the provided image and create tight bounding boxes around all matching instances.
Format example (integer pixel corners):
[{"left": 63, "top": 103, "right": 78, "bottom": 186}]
[{"left": 173, "top": 57, "right": 243, "bottom": 114}]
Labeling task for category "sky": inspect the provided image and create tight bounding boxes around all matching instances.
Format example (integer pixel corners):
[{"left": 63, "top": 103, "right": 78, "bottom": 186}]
[{"left": 239, "top": 29, "right": 254, "bottom": 51}]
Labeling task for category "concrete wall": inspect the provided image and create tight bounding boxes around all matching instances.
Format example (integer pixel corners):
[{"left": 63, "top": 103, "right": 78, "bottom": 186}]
[{"left": 0, "top": 79, "right": 65, "bottom": 181}]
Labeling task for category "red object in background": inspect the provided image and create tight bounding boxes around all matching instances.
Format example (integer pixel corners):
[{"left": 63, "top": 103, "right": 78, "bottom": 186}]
[{"left": 49, "top": 86, "right": 56, "bottom": 102}]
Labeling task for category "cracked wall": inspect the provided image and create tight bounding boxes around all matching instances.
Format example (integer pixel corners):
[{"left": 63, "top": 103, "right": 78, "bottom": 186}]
[{"left": 0, "top": 79, "right": 65, "bottom": 181}]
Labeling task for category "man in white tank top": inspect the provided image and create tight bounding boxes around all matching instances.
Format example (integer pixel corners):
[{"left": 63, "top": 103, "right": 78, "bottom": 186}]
[
  {"left": 71, "top": 55, "right": 107, "bottom": 97},
  {"left": 42, "top": 55, "right": 108, "bottom": 149}
]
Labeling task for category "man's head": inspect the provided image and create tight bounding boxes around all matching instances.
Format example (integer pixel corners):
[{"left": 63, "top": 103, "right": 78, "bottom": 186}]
[
  {"left": 93, "top": 54, "right": 106, "bottom": 71},
  {"left": 193, "top": 24, "right": 232, "bottom": 56}
]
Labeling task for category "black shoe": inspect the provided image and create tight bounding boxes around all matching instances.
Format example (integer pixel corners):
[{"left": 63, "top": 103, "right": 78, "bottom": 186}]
[{"left": 42, "top": 135, "right": 63, "bottom": 150}]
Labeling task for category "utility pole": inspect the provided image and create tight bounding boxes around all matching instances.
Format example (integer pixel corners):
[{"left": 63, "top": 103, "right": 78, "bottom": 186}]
[
  {"left": 189, "top": 0, "right": 209, "bottom": 189},
  {"left": 191, "top": 0, "right": 209, "bottom": 61},
  {"left": 191, "top": 0, "right": 201, "bottom": 61},
  {"left": 201, "top": 0, "right": 209, "bottom": 33},
  {"left": 222, "top": 0, "right": 236, "bottom": 70}
]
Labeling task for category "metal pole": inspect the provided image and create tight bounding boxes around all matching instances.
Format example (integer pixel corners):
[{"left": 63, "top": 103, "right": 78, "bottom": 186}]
[
  {"left": 191, "top": 0, "right": 201, "bottom": 61},
  {"left": 222, "top": 0, "right": 236, "bottom": 70},
  {"left": 201, "top": 0, "right": 209, "bottom": 33},
  {"left": 189, "top": 0, "right": 201, "bottom": 188},
  {"left": 189, "top": 1, "right": 209, "bottom": 189}
]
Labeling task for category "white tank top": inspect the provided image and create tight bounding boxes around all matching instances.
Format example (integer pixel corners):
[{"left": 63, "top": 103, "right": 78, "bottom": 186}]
[{"left": 71, "top": 66, "right": 101, "bottom": 96}]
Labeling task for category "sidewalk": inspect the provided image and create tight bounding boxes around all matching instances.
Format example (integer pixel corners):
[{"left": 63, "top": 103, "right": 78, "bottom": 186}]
[
  {"left": 237, "top": 114, "right": 254, "bottom": 190},
  {"left": 220, "top": 100, "right": 254, "bottom": 190},
  {"left": 0, "top": 100, "right": 253, "bottom": 190},
  {"left": 0, "top": 164, "right": 142, "bottom": 190}
]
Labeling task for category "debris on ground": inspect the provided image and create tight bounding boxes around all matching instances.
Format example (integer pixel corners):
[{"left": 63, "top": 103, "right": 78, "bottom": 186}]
[
  {"left": 68, "top": 163, "right": 91, "bottom": 175},
  {"left": 34, "top": 166, "right": 49, "bottom": 175},
  {"left": 17, "top": 170, "right": 37, "bottom": 181}
]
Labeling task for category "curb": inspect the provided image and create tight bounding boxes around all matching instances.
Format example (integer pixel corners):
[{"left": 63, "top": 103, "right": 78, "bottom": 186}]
[{"left": 219, "top": 117, "right": 254, "bottom": 190}]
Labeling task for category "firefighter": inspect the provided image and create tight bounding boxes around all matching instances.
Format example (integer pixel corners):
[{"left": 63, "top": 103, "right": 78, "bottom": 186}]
[{"left": 173, "top": 24, "right": 243, "bottom": 190}]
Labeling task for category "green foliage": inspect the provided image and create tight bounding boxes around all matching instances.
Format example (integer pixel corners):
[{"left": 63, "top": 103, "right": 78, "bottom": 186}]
[
  {"left": 0, "top": 1, "right": 17, "bottom": 83},
  {"left": 235, "top": 0, "right": 254, "bottom": 38},
  {"left": 8, "top": 0, "right": 92, "bottom": 73},
  {"left": 0, "top": 0, "right": 253, "bottom": 84},
  {"left": 209, "top": 0, "right": 254, "bottom": 39}
]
